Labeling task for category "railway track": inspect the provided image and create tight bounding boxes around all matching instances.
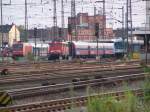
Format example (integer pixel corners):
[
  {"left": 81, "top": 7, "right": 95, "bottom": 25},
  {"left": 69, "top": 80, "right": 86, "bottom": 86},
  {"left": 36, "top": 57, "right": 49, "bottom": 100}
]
[
  {"left": 0, "top": 62, "right": 80, "bottom": 73},
  {"left": 0, "top": 64, "right": 141, "bottom": 82},
  {"left": 0, "top": 61, "right": 146, "bottom": 111},
  {"left": 0, "top": 65, "right": 143, "bottom": 90},
  {"left": 7, "top": 73, "right": 146, "bottom": 101},
  {"left": 0, "top": 60, "right": 141, "bottom": 74},
  {"left": 0, "top": 89, "right": 143, "bottom": 112},
  {"left": 0, "top": 63, "right": 126, "bottom": 75},
  {"left": 12, "top": 62, "right": 141, "bottom": 75},
  {"left": 0, "top": 59, "right": 140, "bottom": 66}
]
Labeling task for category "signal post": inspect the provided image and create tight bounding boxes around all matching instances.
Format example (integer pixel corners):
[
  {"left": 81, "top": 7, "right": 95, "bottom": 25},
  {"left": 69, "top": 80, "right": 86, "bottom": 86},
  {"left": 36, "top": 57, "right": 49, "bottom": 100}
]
[{"left": 95, "top": 23, "right": 100, "bottom": 61}]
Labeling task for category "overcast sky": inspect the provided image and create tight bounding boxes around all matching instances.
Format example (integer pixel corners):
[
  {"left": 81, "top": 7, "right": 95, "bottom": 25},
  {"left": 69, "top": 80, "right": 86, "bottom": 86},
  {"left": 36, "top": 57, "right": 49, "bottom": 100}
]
[{"left": 1, "top": 0, "right": 146, "bottom": 29}]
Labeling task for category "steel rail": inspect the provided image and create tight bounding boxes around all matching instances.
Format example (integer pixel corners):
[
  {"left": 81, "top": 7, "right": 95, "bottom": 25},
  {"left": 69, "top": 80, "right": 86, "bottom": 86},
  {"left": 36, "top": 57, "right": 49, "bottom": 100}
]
[
  {"left": 0, "top": 60, "right": 140, "bottom": 74},
  {"left": 0, "top": 66, "right": 143, "bottom": 91},
  {"left": 0, "top": 63, "right": 140, "bottom": 79},
  {"left": 0, "top": 60, "right": 141, "bottom": 72},
  {"left": 0, "top": 63, "right": 129, "bottom": 74},
  {"left": 0, "top": 89, "right": 143, "bottom": 112},
  {"left": 0, "top": 65, "right": 142, "bottom": 84},
  {"left": 0, "top": 59, "right": 140, "bottom": 67},
  {"left": 8, "top": 73, "right": 147, "bottom": 100},
  {"left": 0, "top": 65, "right": 138, "bottom": 80}
]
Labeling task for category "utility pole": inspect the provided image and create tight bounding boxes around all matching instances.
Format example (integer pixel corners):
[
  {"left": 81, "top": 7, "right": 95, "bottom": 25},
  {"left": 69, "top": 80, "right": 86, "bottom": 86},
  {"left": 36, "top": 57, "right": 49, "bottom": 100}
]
[
  {"left": 25, "top": 0, "right": 28, "bottom": 42},
  {"left": 53, "top": 0, "right": 57, "bottom": 41},
  {"left": 94, "top": 7, "right": 99, "bottom": 58},
  {"left": 103, "top": 0, "right": 105, "bottom": 40},
  {"left": 122, "top": 6, "right": 125, "bottom": 56},
  {"left": 0, "top": 0, "right": 2, "bottom": 46},
  {"left": 95, "top": 0, "right": 105, "bottom": 40},
  {"left": 61, "top": 0, "right": 64, "bottom": 40},
  {"left": 126, "top": 0, "right": 133, "bottom": 57},
  {"left": 129, "top": 0, "right": 133, "bottom": 53},
  {"left": 144, "top": 23, "right": 148, "bottom": 64},
  {"left": 121, "top": 6, "right": 124, "bottom": 41},
  {"left": 71, "top": 0, "right": 77, "bottom": 41},
  {"left": 68, "top": 0, "right": 76, "bottom": 59},
  {"left": 102, "top": 0, "right": 105, "bottom": 58},
  {"left": 68, "top": 24, "right": 73, "bottom": 59},
  {"left": 0, "top": 0, "right": 4, "bottom": 62},
  {"left": 34, "top": 28, "right": 37, "bottom": 58},
  {"left": 118, "top": 6, "right": 125, "bottom": 55}
]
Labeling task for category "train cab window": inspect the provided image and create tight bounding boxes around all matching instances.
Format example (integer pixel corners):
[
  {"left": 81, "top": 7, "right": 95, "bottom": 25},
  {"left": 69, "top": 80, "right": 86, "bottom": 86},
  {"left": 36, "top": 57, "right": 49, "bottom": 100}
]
[
  {"left": 13, "top": 44, "right": 23, "bottom": 50},
  {"left": 114, "top": 42, "right": 124, "bottom": 49},
  {"left": 49, "top": 43, "right": 55, "bottom": 47}
]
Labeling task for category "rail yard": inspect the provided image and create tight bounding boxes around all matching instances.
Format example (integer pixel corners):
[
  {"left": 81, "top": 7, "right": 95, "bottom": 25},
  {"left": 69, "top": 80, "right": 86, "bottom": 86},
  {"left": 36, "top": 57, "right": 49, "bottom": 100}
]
[
  {"left": 0, "top": 59, "right": 149, "bottom": 112},
  {"left": 1, "top": 0, "right": 150, "bottom": 111}
]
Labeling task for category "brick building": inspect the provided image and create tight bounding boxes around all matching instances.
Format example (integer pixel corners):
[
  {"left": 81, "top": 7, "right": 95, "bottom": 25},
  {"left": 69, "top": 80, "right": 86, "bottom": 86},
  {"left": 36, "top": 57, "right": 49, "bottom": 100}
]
[{"left": 68, "top": 13, "right": 114, "bottom": 41}]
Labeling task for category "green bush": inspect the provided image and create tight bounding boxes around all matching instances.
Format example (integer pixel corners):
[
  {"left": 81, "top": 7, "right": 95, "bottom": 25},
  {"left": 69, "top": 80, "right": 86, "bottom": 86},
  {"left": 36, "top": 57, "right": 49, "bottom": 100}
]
[
  {"left": 143, "top": 78, "right": 150, "bottom": 102},
  {"left": 87, "top": 96, "right": 120, "bottom": 112},
  {"left": 65, "top": 88, "right": 150, "bottom": 112},
  {"left": 87, "top": 91, "right": 139, "bottom": 112},
  {"left": 66, "top": 71, "right": 150, "bottom": 112},
  {"left": 142, "top": 66, "right": 150, "bottom": 102},
  {"left": 143, "top": 66, "right": 150, "bottom": 73}
]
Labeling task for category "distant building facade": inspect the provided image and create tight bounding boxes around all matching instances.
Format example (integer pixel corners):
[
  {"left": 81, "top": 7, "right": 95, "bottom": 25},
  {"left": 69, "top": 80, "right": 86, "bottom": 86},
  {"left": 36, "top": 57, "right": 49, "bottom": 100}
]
[
  {"left": 27, "top": 13, "right": 114, "bottom": 42},
  {"left": 68, "top": 13, "right": 114, "bottom": 41},
  {"left": 28, "top": 27, "right": 68, "bottom": 41},
  {"left": 0, "top": 24, "right": 20, "bottom": 47},
  {"left": 146, "top": 1, "right": 150, "bottom": 29}
]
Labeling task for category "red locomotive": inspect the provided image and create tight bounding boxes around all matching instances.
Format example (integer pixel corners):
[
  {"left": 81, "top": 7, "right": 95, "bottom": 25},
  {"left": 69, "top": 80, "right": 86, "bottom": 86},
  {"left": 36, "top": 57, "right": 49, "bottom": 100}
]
[
  {"left": 12, "top": 42, "right": 49, "bottom": 58},
  {"left": 12, "top": 42, "right": 32, "bottom": 57},
  {"left": 48, "top": 41, "right": 69, "bottom": 59}
]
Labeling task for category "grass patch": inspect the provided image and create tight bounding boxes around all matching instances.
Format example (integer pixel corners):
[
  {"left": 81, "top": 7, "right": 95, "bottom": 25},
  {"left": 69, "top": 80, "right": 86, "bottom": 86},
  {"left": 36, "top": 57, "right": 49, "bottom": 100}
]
[
  {"left": 87, "top": 91, "right": 137, "bottom": 112},
  {"left": 65, "top": 65, "right": 150, "bottom": 112},
  {"left": 68, "top": 84, "right": 150, "bottom": 112}
]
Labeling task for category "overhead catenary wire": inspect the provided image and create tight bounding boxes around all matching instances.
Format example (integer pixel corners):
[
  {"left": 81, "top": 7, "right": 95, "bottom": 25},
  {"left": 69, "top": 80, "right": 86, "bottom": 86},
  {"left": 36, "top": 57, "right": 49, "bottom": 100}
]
[{"left": 1, "top": 0, "right": 146, "bottom": 29}]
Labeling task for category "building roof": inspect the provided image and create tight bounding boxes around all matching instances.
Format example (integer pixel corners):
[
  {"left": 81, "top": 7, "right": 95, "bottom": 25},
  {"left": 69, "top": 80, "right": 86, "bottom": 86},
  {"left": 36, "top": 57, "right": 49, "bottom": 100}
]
[{"left": 0, "top": 24, "right": 13, "bottom": 33}]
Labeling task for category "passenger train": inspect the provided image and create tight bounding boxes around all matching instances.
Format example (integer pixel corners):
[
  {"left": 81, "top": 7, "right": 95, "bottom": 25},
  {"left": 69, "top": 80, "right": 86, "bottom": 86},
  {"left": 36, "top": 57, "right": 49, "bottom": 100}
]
[
  {"left": 12, "top": 39, "right": 144, "bottom": 60},
  {"left": 48, "top": 39, "right": 144, "bottom": 59}
]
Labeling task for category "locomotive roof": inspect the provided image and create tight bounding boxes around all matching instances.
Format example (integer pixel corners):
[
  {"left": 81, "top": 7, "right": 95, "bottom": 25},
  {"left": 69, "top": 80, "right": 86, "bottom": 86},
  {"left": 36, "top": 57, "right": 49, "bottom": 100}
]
[{"left": 29, "top": 43, "right": 49, "bottom": 47}]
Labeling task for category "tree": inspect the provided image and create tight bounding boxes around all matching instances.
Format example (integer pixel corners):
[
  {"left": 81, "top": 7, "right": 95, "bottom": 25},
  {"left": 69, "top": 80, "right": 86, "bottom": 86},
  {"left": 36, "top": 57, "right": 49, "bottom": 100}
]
[{"left": 18, "top": 25, "right": 28, "bottom": 42}]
